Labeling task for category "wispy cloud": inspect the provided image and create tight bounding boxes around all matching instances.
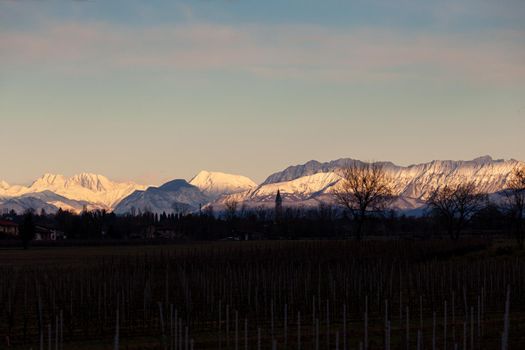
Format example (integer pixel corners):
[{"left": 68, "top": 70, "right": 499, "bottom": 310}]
[{"left": 1, "top": 20, "right": 524, "bottom": 84}]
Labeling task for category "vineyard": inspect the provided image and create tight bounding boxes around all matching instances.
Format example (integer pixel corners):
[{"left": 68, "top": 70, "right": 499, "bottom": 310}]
[{"left": 0, "top": 240, "right": 524, "bottom": 349}]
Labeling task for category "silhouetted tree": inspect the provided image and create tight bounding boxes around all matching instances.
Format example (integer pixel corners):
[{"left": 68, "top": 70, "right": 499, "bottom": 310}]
[
  {"left": 504, "top": 166, "right": 525, "bottom": 247},
  {"left": 332, "top": 162, "right": 396, "bottom": 240},
  {"left": 224, "top": 198, "right": 239, "bottom": 236},
  {"left": 19, "top": 211, "right": 36, "bottom": 249},
  {"left": 204, "top": 205, "right": 214, "bottom": 218},
  {"left": 471, "top": 202, "right": 505, "bottom": 235},
  {"left": 427, "top": 181, "right": 487, "bottom": 239},
  {"left": 224, "top": 199, "right": 238, "bottom": 222}
]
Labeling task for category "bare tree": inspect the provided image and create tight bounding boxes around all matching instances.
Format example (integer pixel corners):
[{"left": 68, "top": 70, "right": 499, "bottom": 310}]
[
  {"left": 255, "top": 205, "right": 269, "bottom": 222},
  {"left": 504, "top": 166, "right": 525, "bottom": 247},
  {"left": 204, "top": 204, "right": 215, "bottom": 218},
  {"left": 317, "top": 202, "right": 335, "bottom": 222},
  {"left": 427, "top": 181, "right": 487, "bottom": 239},
  {"left": 332, "top": 162, "right": 396, "bottom": 239},
  {"left": 224, "top": 198, "right": 239, "bottom": 237},
  {"left": 224, "top": 198, "right": 238, "bottom": 222}
]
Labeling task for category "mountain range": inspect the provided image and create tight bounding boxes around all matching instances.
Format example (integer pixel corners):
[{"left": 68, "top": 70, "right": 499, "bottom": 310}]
[
  {"left": 220, "top": 155, "right": 520, "bottom": 210},
  {"left": 1, "top": 156, "right": 523, "bottom": 215},
  {"left": 0, "top": 173, "right": 146, "bottom": 213}
]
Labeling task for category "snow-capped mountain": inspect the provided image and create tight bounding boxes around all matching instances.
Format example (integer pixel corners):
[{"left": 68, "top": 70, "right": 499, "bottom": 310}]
[
  {"left": 1, "top": 156, "right": 523, "bottom": 215},
  {"left": 189, "top": 171, "right": 257, "bottom": 199},
  {"left": 215, "top": 156, "right": 524, "bottom": 210},
  {"left": 114, "top": 171, "right": 256, "bottom": 215},
  {"left": 0, "top": 170, "right": 257, "bottom": 214},
  {"left": 0, "top": 173, "right": 147, "bottom": 213},
  {"left": 114, "top": 179, "right": 209, "bottom": 215}
]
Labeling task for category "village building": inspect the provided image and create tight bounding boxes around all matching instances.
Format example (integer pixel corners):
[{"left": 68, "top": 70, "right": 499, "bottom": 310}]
[{"left": 0, "top": 220, "right": 18, "bottom": 236}]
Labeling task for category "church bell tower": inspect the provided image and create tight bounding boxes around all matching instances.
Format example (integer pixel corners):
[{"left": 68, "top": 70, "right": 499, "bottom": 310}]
[{"left": 275, "top": 190, "right": 283, "bottom": 222}]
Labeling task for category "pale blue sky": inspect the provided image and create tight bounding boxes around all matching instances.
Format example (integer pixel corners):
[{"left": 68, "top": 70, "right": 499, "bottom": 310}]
[{"left": 1, "top": 0, "right": 524, "bottom": 185}]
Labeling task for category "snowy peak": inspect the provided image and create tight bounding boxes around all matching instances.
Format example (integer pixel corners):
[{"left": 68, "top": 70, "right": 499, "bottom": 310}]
[
  {"left": 31, "top": 173, "right": 67, "bottom": 188},
  {"left": 189, "top": 170, "right": 257, "bottom": 198},
  {"left": 66, "top": 173, "right": 113, "bottom": 192},
  {"left": 31, "top": 173, "right": 114, "bottom": 193}
]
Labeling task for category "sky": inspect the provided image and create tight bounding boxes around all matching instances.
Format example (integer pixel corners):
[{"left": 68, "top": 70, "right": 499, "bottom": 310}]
[{"left": 1, "top": 0, "right": 524, "bottom": 185}]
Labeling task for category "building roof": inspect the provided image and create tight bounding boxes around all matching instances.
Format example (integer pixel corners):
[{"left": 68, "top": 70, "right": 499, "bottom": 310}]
[{"left": 0, "top": 220, "right": 18, "bottom": 227}]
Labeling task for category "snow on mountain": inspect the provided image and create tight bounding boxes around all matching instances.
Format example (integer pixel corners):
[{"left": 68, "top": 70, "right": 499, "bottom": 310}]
[
  {"left": 213, "top": 172, "right": 341, "bottom": 209},
  {"left": 21, "top": 191, "right": 98, "bottom": 212},
  {"left": 250, "top": 172, "right": 341, "bottom": 202},
  {"left": 217, "top": 156, "right": 524, "bottom": 210},
  {"left": 114, "top": 179, "right": 209, "bottom": 215},
  {"left": 383, "top": 156, "right": 520, "bottom": 201},
  {"left": 0, "top": 173, "right": 147, "bottom": 212},
  {"left": 29, "top": 173, "right": 146, "bottom": 208},
  {"left": 189, "top": 171, "right": 257, "bottom": 198},
  {"left": 261, "top": 159, "right": 382, "bottom": 185},
  {"left": 0, "top": 196, "right": 60, "bottom": 215},
  {"left": 0, "top": 191, "right": 103, "bottom": 214}
]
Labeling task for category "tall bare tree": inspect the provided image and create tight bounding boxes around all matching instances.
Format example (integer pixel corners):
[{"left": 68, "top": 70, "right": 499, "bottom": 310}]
[
  {"left": 427, "top": 181, "right": 487, "bottom": 239},
  {"left": 224, "top": 198, "right": 239, "bottom": 237},
  {"left": 224, "top": 198, "right": 238, "bottom": 222},
  {"left": 504, "top": 166, "right": 525, "bottom": 247},
  {"left": 332, "top": 162, "right": 396, "bottom": 239}
]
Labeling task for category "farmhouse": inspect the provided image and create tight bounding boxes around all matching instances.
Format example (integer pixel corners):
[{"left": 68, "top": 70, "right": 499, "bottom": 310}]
[{"left": 0, "top": 220, "right": 18, "bottom": 236}]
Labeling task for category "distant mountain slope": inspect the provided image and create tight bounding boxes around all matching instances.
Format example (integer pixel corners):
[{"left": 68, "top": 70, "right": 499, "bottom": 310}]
[
  {"left": 262, "top": 159, "right": 365, "bottom": 185},
  {"left": 217, "top": 156, "right": 524, "bottom": 210},
  {"left": 0, "top": 196, "right": 59, "bottom": 214},
  {"left": 0, "top": 191, "right": 98, "bottom": 214},
  {"left": 21, "top": 191, "right": 95, "bottom": 212},
  {"left": 114, "top": 179, "right": 209, "bottom": 215},
  {"left": 189, "top": 170, "right": 257, "bottom": 198},
  {"left": 387, "top": 156, "right": 518, "bottom": 200}
]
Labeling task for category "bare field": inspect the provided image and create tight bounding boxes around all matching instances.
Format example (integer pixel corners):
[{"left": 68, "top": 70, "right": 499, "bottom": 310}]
[{"left": 0, "top": 239, "right": 524, "bottom": 349}]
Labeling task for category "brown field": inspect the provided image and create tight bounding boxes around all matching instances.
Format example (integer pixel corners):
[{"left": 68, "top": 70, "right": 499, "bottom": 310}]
[{"left": 0, "top": 239, "right": 524, "bottom": 349}]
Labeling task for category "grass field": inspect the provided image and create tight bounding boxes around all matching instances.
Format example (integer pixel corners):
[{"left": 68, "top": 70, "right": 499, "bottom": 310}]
[{"left": 0, "top": 239, "right": 523, "bottom": 349}]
